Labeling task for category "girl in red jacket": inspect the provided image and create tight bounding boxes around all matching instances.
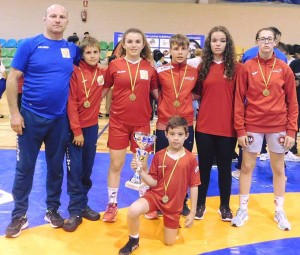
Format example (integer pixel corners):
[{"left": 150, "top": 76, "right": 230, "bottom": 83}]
[{"left": 232, "top": 27, "right": 298, "bottom": 231}]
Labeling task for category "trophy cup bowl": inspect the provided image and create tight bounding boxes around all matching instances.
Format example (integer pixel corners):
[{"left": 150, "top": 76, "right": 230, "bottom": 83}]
[{"left": 125, "top": 132, "right": 156, "bottom": 191}]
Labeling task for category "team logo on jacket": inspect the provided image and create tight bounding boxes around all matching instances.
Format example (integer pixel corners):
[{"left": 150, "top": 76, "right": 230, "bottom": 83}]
[
  {"left": 251, "top": 71, "right": 258, "bottom": 75},
  {"left": 157, "top": 65, "right": 172, "bottom": 73},
  {"left": 277, "top": 136, "right": 285, "bottom": 146},
  {"left": 185, "top": 77, "right": 195, "bottom": 81},
  {"left": 247, "top": 135, "right": 254, "bottom": 145},
  {"left": 97, "top": 75, "right": 104, "bottom": 85},
  {"left": 272, "top": 68, "right": 282, "bottom": 73}
]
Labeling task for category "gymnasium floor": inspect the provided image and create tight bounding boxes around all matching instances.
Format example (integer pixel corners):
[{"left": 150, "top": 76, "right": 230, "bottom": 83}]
[{"left": 0, "top": 96, "right": 300, "bottom": 254}]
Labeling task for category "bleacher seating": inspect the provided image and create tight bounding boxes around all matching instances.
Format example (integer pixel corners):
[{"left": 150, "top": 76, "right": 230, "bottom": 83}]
[
  {"left": 0, "top": 39, "right": 6, "bottom": 47},
  {"left": 2, "top": 58, "right": 12, "bottom": 69},
  {"left": 100, "top": 41, "right": 108, "bottom": 50},
  {"left": 108, "top": 42, "right": 114, "bottom": 51},
  {"left": 5, "top": 39, "right": 17, "bottom": 48},
  {"left": 1, "top": 48, "right": 9, "bottom": 58},
  {"left": 7, "top": 48, "right": 16, "bottom": 58}
]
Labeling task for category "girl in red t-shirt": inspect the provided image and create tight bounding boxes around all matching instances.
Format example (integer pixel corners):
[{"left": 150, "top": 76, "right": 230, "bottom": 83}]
[{"left": 102, "top": 28, "right": 158, "bottom": 223}]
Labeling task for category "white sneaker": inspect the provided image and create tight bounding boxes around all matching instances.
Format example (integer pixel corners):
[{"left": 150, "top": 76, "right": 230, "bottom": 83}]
[
  {"left": 232, "top": 170, "right": 240, "bottom": 180},
  {"left": 274, "top": 211, "right": 291, "bottom": 231},
  {"left": 231, "top": 208, "right": 248, "bottom": 227},
  {"left": 259, "top": 153, "right": 270, "bottom": 161},
  {"left": 284, "top": 151, "right": 300, "bottom": 162}
]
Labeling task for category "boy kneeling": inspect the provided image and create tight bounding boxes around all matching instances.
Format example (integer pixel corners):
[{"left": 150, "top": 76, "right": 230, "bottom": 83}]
[{"left": 119, "top": 116, "right": 201, "bottom": 255}]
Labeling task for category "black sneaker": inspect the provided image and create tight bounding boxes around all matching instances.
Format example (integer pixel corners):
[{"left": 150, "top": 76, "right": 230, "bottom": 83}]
[
  {"left": 119, "top": 236, "right": 139, "bottom": 255},
  {"left": 63, "top": 216, "right": 82, "bottom": 232},
  {"left": 195, "top": 204, "right": 206, "bottom": 220},
  {"left": 181, "top": 203, "right": 190, "bottom": 216},
  {"left": 232, "top": 151, "right": 239, "bottom": 162},
  {"left": 44, "top": 210, "right": 64, "bottom": 228},
  {"left": 218, "top": 205, "right": 233, "bottom": 222},
  {"left": 5, "top": 216, "right": 28, "bottom": 238},
  {"left": 82, "top": 206, "right": 100, "bottom": 221},
  {"left": 157, "top": 210, "right": 163, "bottom": 217}
]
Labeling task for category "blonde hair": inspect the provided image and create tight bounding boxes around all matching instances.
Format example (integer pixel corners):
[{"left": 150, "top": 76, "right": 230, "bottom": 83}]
[{"left": 194, "top": 48, "right": 203, "bottom": 57}]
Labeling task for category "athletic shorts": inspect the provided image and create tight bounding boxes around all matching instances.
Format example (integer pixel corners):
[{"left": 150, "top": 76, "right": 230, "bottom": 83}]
[
  {"left": 143, "top": 193, "right": 180, "bottom": 229},
  {"left": 108, "top": 116, "right": 151, "bottom": 153},
  {"left": 243, "top": 132, "right": 287, "bottom": 153}
]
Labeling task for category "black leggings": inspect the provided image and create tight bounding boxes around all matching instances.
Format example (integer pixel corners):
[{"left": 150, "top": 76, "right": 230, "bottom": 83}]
[{"left": 195, "top": 132, "right": 237, "bottom": 207}]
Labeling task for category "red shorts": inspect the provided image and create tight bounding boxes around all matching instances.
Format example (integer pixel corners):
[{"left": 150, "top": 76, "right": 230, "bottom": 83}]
[
  {"left": 143, "top": 193, "right": 180, "bottom": 229},
  {"left": 108, "top": 116, "right": 152, "bottom": 153}
]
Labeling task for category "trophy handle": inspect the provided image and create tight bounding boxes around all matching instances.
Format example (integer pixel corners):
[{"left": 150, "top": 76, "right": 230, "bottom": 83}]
[{"left": 125, "top": 149, "right": 148, "bottom": 191}]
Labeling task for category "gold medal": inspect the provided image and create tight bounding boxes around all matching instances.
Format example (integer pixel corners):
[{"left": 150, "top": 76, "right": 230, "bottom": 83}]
[
  {"left": 170, "top": 64, "right": 187, "bottom": 110},
  {"left": 126, "top": 59, "right": 140, "bottom": 103},
  {"left": 258, "top": 58, "right": 276, "bottom": 99},
  {"left": 84, "top": 100, "right": 91, "bottom": 108},
  {"left": 173, "top": 100, "right": 180, "bottom": 107},
  {"left": 263, "top": 89, "right": 270, "bottom": 97},
  {"left": 78, "top": 67, "right": 98, "bottom": 110},
  {"left": 162, "top": 195, "right": 169, "bottom": 204},
  {"left": 129, "top": 93, "right": 136, "bottom": 101}
]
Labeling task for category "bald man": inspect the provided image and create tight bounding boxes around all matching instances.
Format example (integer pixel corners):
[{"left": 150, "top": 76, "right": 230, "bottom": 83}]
[{"left": 5, "top": 4, "right": 80, "bottom": 238}]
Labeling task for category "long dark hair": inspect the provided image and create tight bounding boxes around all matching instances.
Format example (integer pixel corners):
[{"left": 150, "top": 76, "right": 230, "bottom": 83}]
[{"left": 199, "top": 26, "right": 236, "bottom": 81}]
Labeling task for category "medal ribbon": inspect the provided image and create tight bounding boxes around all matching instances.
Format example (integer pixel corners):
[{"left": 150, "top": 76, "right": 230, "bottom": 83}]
[
  {"left": 78, "top": 67, "right": 98, "bottom": 101},
  {"left": 257, "top": 57, "right": 276, "bottom": 92},
  {"left": 126, "top": 59, "right": 141, "bottom": 95},
  {"left": 162, "top": 148, "right": 184, "bottom": 198},
  {"left": 170, "top": 64, "right": 187, "bottom": 101}
]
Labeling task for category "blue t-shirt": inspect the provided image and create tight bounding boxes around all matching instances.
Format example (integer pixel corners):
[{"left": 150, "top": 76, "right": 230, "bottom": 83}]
[
  {"left": 12, "top": 34, "right": 80, "bottom": 119},
  {"left": 242, "top": 46, "right": 287, "bottom": 63}
]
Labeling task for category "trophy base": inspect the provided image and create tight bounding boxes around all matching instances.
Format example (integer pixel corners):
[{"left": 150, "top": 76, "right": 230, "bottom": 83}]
[{"left": 125, "top": 180, "right": 144, "bottom": 191}]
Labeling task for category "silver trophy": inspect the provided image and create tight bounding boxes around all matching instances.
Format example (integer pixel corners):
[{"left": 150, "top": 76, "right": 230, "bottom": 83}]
[{"left": 125, "top": 132, "right": 156, "bottom": 191}]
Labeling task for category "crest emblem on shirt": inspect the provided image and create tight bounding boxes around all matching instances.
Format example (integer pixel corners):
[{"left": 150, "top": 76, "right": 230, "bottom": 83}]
[
  {"left": 61, "top": 48, "right": 70, "bottom": 58},
  {"left": 277, "top": 136, "right": 285, "bottom": 146},
  {"left": 247, "top": 135, "right": 254, "bottom": 145},
  {"left": 97, "top": 75, "right": 104, "bottom": 85},
  {"left": 140, "top": 70, "right": 149, "bottom": 80},
  {"left": 251, "top": 71, "right": 258, "bottom": 75}
]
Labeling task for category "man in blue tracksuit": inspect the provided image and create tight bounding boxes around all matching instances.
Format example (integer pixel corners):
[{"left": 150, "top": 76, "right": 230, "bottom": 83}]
[{"left": 5, "top": 4, "right": 80, "bottom": 238}]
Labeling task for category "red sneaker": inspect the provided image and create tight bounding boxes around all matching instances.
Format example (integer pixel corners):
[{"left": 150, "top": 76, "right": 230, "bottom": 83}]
[{"left": 103, "top": 203, "right": 118, "bottom": 222}]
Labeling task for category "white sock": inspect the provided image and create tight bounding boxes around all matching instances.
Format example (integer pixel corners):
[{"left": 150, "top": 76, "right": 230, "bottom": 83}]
[
  {"left": 108, "top": 187, "right": 118, "bottom": 204},
  {"left": 239, "top": 194, "right": 249, "bottom": 211},
  {"left": 274, "top": 196, "right": 284, "bottom": 212},
  {"left": 130, "top": 234, "right": 139, "bottom": 239}
]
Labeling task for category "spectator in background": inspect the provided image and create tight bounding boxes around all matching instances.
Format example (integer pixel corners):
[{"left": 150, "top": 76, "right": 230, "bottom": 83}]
[
  {"left": 0, "top": 45, "right": 7, "bottom": 118},
  {"left": 289, "top": 47, "right": 300, "bottom": 156},
  {"left": 187, "top": 48, "right": 203, "bottom": 68},
  {"left": 277, "top": 42, "right": 295, "bottom": 65},
  {"left": 84, "top": 31, "right": 90, "bottom": 40},
  {"left": 67, "top": 35, "right": 80, "bottom": 46},
  {"left": 153, "top": 50, "right": 168, "bottom": 68}
]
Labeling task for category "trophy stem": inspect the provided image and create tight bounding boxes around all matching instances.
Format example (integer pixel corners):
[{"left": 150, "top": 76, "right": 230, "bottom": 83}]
[{"left": 125, "top": 171, "right": 143, "bottom": 190}]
